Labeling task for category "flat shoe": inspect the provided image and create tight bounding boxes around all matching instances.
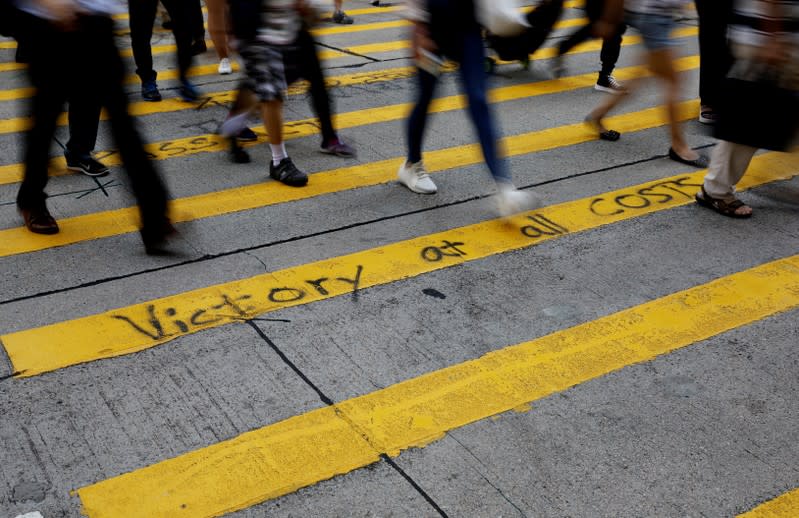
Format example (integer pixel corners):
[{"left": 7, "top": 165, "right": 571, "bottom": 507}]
[{"left": 668, "top": 148, "right": 709, "bottom": 168}]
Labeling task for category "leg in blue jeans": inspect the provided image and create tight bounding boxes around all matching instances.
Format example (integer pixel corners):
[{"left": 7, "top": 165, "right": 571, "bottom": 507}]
[
  {"left": 458, "top": 31, "right": 511, "bottom": 184},
  {"left": 406, "top": 68, "right": 438, "bottom": 164}
]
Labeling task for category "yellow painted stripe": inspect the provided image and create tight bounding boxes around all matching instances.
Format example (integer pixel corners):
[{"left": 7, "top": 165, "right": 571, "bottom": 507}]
[
  {"left": 0, "top": 92, "right": 701, "bottom": 256},
  {"left": 0, "top": 61, "right": 25, "bottom": 72},
  {"left": 111, "top": 6, "right": 207, "bottom": 21},
  {"left": 739, "top": 488, "right": 799, "bottom": 517},
  {"left": 75, "top": 251, "right": 799, "bottom": 517},
  {"left": 0, "top": 17, "right": 590, "bottom": 75},
  {"left": 0, "top": 48, "right": 700, "bottom": 185},
  {"left": 119, "top": 39, "right": 214, "bottom": 58},
  {"left": 4, "top": 150, "right": 798, "bottom": 377},
  {"left": 313, "top": 16, "right": 591, "bottom": 60},
  {"left": 312, "top": 12, "right": 589, "bottom": 38}
]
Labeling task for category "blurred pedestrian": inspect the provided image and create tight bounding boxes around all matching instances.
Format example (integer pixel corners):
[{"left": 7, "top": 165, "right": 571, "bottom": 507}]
[
  {"left": 696, "top": 0, "right": 798, "bottom": 217},
  {"left": 400, "top": 0, "right": 540, "bottom": 215},
  {"left": 11, "top": 0, "right": 175, "bottom": 253},
  {"left": 551, "top": 0, "right": 628, "bottom": 93},
  {"left": 9, "top": 27, "right": 109, "bottom": 176},
  {"left": 221, "top": 0, "right": 323, "bottom": 186},
  {"left": 585, "top": 0, "right": 709, "bottom": 168},
  {"left": 129, "top": 0, "right": 202, "bottom": 101}
]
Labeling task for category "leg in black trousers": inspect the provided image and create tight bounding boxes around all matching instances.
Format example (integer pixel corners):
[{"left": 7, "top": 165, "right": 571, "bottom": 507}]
[
  {"left": 65, "top": 93, "right": 102, "bottom": 161},
  {"left": 128, "top": 0, "right": 159, "bottom": 83},
  {"left": 558, "top": 0, "right": 625, "bottom": 79},
  {"left": 129, "top": 0, "right": 194, "bottom": 83},
  {"left": 294, "top": 29, "right": 337, "bottom": 146},
  {"left": 695, "top": 0, "right": 733, "bottom": 117},
  {"left": 77, "top": 16, "right": 171, "bottom": 238},
  {"left": 16, "top": 14, "right": 67, "bottom": 217}
]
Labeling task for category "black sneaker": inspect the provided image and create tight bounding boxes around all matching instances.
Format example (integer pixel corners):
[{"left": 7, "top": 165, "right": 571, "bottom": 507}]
[
  {"left": 66, "top": 154, "right": 110, "bottom": 177},
  {"left": 142, "top": 79, "right": 162, "bottom": 102},
  {"left": 269, "top": 157, "right": 308, "bottom": 187},
  {"left": 594, "top": 74, "right": 626, "bottom": 94},
  {"left": 140, "top": 219, "right": 177, "bottom": 255}
]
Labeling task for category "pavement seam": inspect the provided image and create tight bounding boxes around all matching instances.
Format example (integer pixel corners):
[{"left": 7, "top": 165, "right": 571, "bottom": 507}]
[{"left": 246, "top": 320, "right": 449, "bottom": 517}]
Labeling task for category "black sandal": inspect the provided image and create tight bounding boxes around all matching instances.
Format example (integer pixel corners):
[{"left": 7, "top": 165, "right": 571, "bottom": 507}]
[
  {"left": 695, "top": 186, "right": 752, "bottom": 219},
  {"left": 584, "top": 115, "right": 621, "bottom": 141},
  {"left": 669, "top": 148, "right": 709, "bottom": 168}
]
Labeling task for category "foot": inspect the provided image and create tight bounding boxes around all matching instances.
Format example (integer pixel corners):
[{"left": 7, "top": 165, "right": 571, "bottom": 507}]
[
  {"left": 594, "top": 74, "right": 626, "bottom": 94},
  {"left": 495, "top": 183, "right": 543, "bottom": 217},
  {"left": 19, "top": 204, "right": 59, "bottom": 235},
  {"left": 398, "top": 160, "right": 437, "bottom": 194},
  {"left": 236, "top": 127, "right": 258, "bottom": 142},
  {"left": 321, "top": 137, "right": 357, "bottom": 158},
  {"left": 371, "top": 0, "right": 381, "bottom": 5},
  {"left": 219, "top": 111, "right": 249, "bottom": 138},
  {"left": 229, "top": 138, "right": 251, "bottom": 164},
  {"left": 668, "top": 147, "right": 708, "bottom": 168},
  {"left": 179, "top": 79, "right": 200, "bottom": 102},
  {"left": 699, "top": 104, "right": 718, "bottom": 125},
  {"left": 191, "top": 39, "right": 207, "bottom": 56},
  {"left": 332, "top": 10, "right": 354, "bottom": 24},
  {"left": 551, "top": 54, "right": 565, "bottom": 78},
  {"left": 218, "top": 57, "right": 232, "bottom": 75},
  {"left": 695, "top": 186, "right": 752, "bottom": 218},
  {"left": 270, "top": 157, "right": 308, "bottom": 187},
  {"left": 141, "top": 79, "right": 162, "bottom": 102},
  {"left": 66, "top": 154, "right": 110, "bottom": 177},
  {"left": 141, "top": 219, "right": 178, "bottom": 255},
  {"left": 584, "top": 113, "right": 621, "bottom": 141}
]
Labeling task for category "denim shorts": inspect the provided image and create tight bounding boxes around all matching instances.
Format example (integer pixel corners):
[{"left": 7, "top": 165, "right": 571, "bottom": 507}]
[{"left": 626, "top": 12, "right": 676, "bottom": 51}]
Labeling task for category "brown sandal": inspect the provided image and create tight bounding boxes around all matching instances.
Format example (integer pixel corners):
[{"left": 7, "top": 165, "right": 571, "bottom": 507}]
[{"left": 695, "top": 186, "right": 752, "bottom": 219}]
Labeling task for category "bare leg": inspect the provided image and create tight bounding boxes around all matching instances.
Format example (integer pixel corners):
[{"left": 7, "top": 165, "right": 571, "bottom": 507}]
[
  {"left": 647, "top": 48, "right": 698, "bottom": 160},
  {"left": 206, "top": 0, "right": 229, "bottom": 60},
  {"left": 262, "top": 100, "right": 283, "bottom": 145}
]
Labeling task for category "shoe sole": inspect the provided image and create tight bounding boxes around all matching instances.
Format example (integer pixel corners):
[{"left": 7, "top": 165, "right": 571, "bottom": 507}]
[
  {"left": 397, "top": 179, "right": 437, "bottom": 194},
  {"left": 320, "top": 148, "right": 356, "bottom": 158},
  {"left": 67, "top": 165, "right": 110, "bottom": 177},
  {"left": 698, "top": 115, "right": 716, "bottom": 125},
  {"left": 270, "top": 174, "right": 308, "bottom": 187},
  {"left": 594, "top": 84, "right": 625, "bottom": 94}
]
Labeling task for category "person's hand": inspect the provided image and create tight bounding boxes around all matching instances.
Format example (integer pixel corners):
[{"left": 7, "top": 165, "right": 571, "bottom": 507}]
[
  {"left": 412, "top": 22, "right": 436, "bottom": 59},
  {"left": 38, "top": 0, "right": 78, "bottom": 30}
]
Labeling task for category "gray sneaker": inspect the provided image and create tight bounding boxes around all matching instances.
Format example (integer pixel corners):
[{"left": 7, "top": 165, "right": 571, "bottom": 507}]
[{"left": 332, "top": 10, "right": 354, "bottom": 24}]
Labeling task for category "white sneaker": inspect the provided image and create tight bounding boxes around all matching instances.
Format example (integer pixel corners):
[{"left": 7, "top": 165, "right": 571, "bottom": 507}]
[
  {"left": 495, "top": 184, "right": 542, "bottom": 217},
  {"left": 398, "top": 161, "right": 437, "bottom": 194},
  {"left": 218, "top": 58, "right": 232, "bottom": 75}
]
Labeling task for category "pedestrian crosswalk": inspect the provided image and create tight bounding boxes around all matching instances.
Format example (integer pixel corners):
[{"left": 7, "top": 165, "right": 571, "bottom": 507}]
[
  {"left": 74, "top": 252, "right": 799, "bottom": 517},
  {"left": 0, "top": 1, "right": 797, "bottom": 517}
]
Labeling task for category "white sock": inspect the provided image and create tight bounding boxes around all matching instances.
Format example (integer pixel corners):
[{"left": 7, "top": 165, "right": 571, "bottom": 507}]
[{"left": 270, "top": 143, "right": 287, "bottom": 166}]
